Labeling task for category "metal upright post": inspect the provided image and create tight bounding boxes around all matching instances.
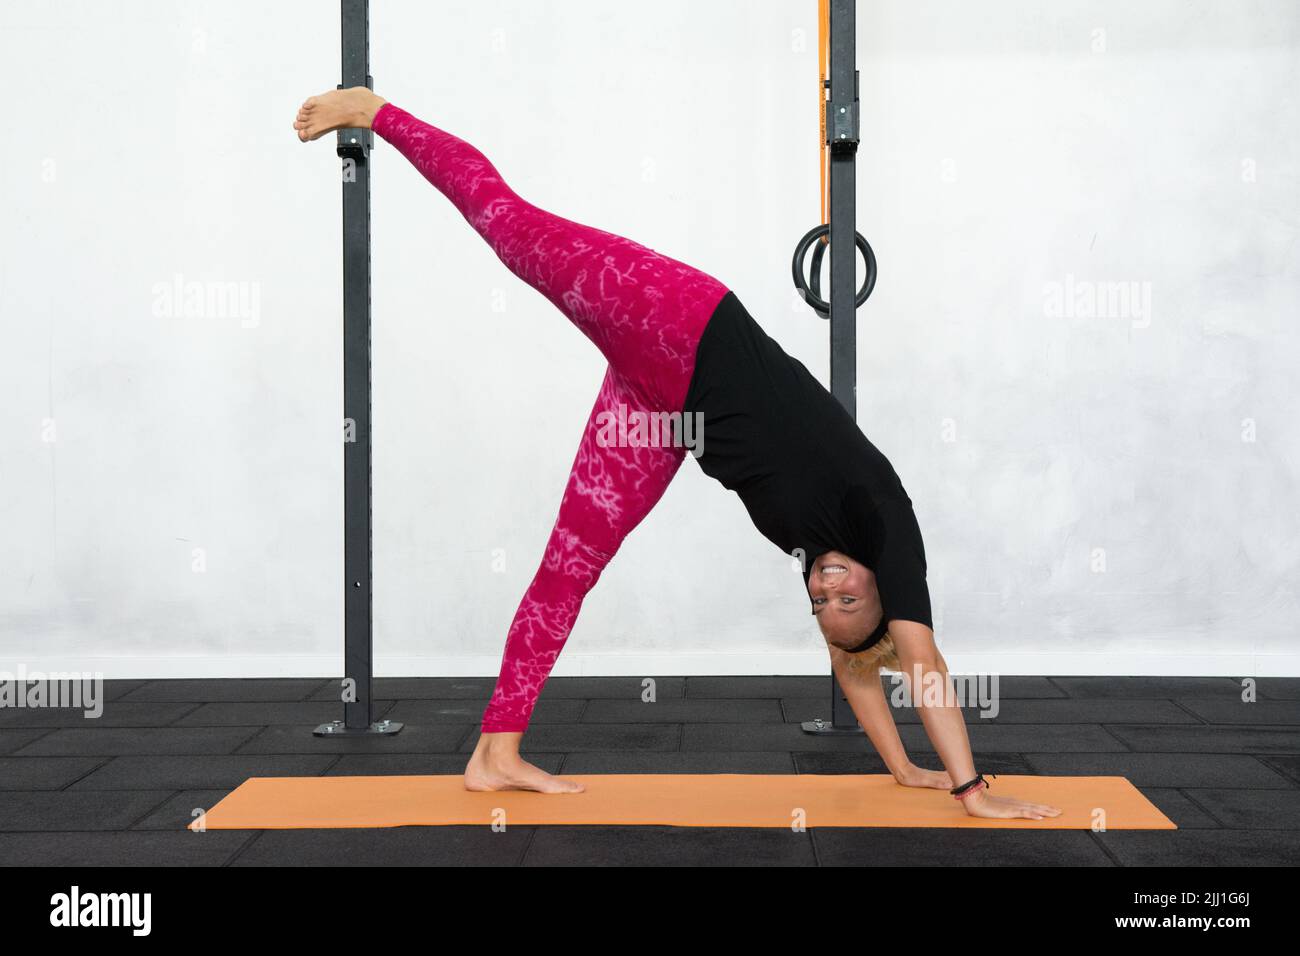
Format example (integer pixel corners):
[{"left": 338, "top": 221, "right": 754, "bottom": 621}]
[
  {"left": 792, "top": 0, "right": 874, "bottom": 734},
  {"left": 316, "top": 0, "right": 401, "bottom": 736},
  {"left": 824, "top": 0, "right": 860, "bottom": 732}
]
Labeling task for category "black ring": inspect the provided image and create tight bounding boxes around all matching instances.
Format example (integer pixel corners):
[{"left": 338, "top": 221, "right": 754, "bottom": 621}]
[{"left": 790, "top": 223, "right": 877, "bottom": 317}]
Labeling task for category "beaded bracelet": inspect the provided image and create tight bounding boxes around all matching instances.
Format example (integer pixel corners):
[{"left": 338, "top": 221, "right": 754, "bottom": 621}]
[{"left": 950, "top": 772, "right": 997, "bottom": 800}]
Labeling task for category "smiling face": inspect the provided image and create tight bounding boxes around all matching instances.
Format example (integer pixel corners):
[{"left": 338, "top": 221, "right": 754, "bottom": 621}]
[{"left": 807, "top": 550, "right": 884, "bottom": 651}]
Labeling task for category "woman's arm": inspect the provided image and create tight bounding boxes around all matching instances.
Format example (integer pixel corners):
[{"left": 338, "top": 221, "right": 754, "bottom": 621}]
[
  {"left": 886, "top": 621, "right": 978, "bottom": 784},
  {"left": 889, "top": 620, "right": 1062, "bottom": 820},
  {"left": 829, "top": 646, "right": 950, "bottom": 788}
]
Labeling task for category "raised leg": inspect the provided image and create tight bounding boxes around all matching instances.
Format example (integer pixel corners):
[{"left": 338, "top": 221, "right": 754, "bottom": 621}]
[{"left": 368, "top": 101, "right": 728, "bottom": 412}]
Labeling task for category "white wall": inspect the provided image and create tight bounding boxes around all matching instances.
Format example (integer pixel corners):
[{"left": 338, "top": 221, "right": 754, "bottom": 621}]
[{"left": 1, "top": 0, "right": 1296, "bottom": 679}]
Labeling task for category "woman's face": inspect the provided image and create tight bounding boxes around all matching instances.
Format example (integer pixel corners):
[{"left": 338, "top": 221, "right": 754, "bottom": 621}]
[{"left": 806, "top": 550, "right": 883, "bottom": 650}]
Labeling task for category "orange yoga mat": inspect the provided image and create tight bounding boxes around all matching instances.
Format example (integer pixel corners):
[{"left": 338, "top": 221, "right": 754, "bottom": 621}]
[{"left": 192, "top": 774, "right": 1176, "bottom": 830}]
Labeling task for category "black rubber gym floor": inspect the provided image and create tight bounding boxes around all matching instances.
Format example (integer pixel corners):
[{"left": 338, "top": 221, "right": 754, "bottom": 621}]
[{"left": 1, "top": 676, "right": 1297, "bottom": 867}]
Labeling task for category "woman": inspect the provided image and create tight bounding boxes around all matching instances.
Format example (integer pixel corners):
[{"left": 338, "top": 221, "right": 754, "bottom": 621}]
[{"left": 294, "top": 88, "right": 1061, "bottom": 821}]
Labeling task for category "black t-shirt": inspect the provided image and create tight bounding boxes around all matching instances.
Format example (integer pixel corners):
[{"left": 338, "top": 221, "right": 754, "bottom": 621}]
[{"left": 682, "top": 291, "right": 933, "bottom": 630}]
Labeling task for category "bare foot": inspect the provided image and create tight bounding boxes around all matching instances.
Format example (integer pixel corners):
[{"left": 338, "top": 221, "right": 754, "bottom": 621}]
[
  {"left": 293, "top": 86, "right": 387, "bottom": 142},
  {"left": 464, "top": 732, "right": 585, "bottom": 794}
]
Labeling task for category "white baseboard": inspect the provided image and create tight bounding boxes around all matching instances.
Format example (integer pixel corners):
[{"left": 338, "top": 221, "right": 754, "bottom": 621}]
[{"left": 1, "top": 650, "right": 1296, "bottom": 679}]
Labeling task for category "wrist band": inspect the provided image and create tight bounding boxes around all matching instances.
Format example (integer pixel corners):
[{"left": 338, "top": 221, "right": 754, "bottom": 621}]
[{"left": 950, "top": 772, "right": 997, "bottom": 800}]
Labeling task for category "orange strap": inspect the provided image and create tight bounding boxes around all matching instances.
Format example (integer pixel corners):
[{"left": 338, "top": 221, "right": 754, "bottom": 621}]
[{"left": 818, "top": 0, "right": 829, "bottom": 233}]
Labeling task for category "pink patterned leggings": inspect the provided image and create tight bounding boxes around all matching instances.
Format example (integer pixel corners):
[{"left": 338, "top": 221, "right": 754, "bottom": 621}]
[{"left": 371, "top": 103, "right": 729, "bottom": 732}]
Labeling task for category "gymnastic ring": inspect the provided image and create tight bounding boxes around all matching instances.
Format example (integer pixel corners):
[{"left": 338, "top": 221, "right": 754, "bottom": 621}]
[{"left": 790, "top": 223, "right": 877, "bottom": 317}]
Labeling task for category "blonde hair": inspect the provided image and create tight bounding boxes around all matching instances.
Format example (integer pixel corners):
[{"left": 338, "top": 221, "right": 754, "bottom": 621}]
[{"left": 843, "top": 630, "right": 900, "bottom": 675}]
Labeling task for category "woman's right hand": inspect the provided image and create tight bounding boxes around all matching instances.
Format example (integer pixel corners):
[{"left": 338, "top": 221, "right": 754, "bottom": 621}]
[{"left": 960, "top": 789, "right": 1062, "bottom": 820}]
